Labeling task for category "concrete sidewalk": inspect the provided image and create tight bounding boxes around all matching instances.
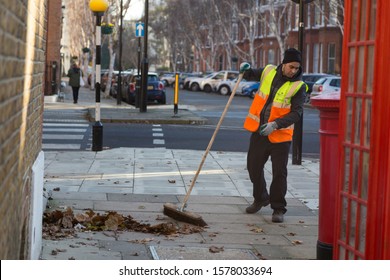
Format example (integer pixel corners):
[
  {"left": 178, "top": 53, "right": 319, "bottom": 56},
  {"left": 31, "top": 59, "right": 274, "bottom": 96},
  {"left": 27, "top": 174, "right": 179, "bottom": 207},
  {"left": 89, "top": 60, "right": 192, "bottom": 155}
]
[{"left": 40, "top": 85, "right": 320, "bottom": 260}]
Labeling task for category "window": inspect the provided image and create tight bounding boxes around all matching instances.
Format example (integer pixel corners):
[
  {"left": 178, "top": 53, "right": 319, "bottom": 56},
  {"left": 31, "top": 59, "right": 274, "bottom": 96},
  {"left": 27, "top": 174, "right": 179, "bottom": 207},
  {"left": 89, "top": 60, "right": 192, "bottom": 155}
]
[
  {"left": 314, "top": 3, "right": 323, "bottom": 27},
  {"left": 313, "top": 44, "right": 319, "bottom": 73},
  {"left": 232, "top": 22, "right": 238, "bottom": 41},
  {"left": 329, "top": 0, "right": 338, "bottom": 26},
  {"left": 328, "top": 43, "right": 336, "bottom": 74},
  {"left": 294, "top": 6, "right": 299, "bottom": 30},
  {"left": 307, "top": 4, "right": 311, "bottom": 28},
  {"left": 306, "top": 43, "right": 310, "bottom": 72},
  {"left": 268, "top": 49, "right": 275, "bottom": 65},
  {"left": 329, "top": 78, "right": 341, "bottom": 87}
]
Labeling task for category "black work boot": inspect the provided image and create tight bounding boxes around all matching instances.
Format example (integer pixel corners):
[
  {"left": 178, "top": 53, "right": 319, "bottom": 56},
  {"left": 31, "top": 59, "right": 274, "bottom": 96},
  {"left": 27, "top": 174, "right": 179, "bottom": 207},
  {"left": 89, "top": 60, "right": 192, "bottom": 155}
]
[
  {"left": 245, "top": 200, "right": 270, "bottom": 214},
  {"left": 272, "top": 209, "right": 284, "bottom": 223}
]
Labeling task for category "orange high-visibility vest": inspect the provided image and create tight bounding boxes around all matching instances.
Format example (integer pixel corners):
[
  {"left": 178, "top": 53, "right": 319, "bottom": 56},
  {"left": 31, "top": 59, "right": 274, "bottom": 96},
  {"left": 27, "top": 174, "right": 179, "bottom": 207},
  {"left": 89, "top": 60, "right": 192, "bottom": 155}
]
[{"left": 243, "top": 65, "right": 305, "bottom": 143}]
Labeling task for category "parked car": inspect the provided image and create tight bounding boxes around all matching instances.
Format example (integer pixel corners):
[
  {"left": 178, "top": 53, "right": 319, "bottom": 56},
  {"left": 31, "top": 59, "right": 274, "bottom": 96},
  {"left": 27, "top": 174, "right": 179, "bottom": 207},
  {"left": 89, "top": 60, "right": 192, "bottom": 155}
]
[
  {"left": 187, "top": 73, "right": 214, "bottom": 91},
  {"left": 189, "top": 71, "right": 239, "bottom": 92},
  {"left": 241, "top": 82, "right": 260, "bottom": 98},
  {"left": 302, "top": 73, "right": 333, "bottom": 102},
  {"left": 121, "top": 72, "right": 166, "bottom": 105},
  {"left": 311, "top": 76, "right": 341, "bottom": 99},
  {"left": 175, "top": 72, "right": 203, "bottom": 89},
  {"left": 160, "top": 72, "right": 176, "bottom": 87},
  {"left": 215, "top": 78, "right": 258, "bottom": 96}
]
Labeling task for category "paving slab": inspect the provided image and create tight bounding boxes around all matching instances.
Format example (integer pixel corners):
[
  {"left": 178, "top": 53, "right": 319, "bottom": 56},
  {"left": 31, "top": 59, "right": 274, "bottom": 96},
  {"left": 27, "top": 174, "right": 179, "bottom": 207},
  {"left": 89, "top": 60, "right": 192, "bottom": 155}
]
[{"left": 149, "top": 245, "right": 259, "bottom": 260}]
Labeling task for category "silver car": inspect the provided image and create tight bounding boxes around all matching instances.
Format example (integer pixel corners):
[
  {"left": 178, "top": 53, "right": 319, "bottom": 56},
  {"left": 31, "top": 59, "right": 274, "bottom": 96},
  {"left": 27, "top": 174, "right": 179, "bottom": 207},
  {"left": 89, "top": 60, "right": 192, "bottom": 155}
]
[{"left": 311, "top": 76, "right": 341, "bottom": 98}]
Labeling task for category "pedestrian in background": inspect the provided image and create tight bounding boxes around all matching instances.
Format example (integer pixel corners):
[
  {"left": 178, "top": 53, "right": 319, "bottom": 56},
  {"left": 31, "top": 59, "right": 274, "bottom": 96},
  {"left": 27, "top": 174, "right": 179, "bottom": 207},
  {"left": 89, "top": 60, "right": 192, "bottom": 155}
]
[
  {"left": 240, "top": 48, "right": 307, "bottom": 223},
  {"left": 67, "top": 63, "right": 82, "bottom": 104}
]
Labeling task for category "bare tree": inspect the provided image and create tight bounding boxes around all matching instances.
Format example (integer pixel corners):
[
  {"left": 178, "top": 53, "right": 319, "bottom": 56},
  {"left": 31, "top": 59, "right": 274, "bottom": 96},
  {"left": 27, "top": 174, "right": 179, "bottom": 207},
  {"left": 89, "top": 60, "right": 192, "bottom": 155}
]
[
  {"left": 213, "top": 0, "right": 265, "bottom": 67},
  {"left": 101, "top": 0, "right": 132, "bottom": 98},
  {"left": 261, "top": 0, "right": 292, "bottom": 61},
  {"left": 64, "top": 0, "right": 95, "bottom": 87},
  {"left": 314, "top": 0, "right": 345, "bottom": 36}
]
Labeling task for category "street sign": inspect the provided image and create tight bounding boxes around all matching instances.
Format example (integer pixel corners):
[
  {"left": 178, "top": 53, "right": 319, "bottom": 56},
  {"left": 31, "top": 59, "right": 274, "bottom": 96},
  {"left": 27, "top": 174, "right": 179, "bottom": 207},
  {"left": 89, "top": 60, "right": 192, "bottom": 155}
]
[{"left": 135, "top": 22, "right": 144, "bottom": 37}]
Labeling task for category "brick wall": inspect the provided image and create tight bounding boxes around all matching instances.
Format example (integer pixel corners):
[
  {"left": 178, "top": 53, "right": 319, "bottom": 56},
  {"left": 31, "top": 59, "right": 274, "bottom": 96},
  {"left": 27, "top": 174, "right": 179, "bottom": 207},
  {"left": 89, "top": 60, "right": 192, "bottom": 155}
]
[
  {"left": 45, "top": 0, "right": 62, "bottom": 95},
  {"left": 0, "top": 0, "right": 47, "bottom": 259}
]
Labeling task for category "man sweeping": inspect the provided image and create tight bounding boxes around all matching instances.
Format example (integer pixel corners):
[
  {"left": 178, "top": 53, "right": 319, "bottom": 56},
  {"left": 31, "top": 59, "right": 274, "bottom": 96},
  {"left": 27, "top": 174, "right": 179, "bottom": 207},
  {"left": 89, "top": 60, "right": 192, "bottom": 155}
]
[{"left": 240, "top": 48, "right": 307, "bottom": 223}]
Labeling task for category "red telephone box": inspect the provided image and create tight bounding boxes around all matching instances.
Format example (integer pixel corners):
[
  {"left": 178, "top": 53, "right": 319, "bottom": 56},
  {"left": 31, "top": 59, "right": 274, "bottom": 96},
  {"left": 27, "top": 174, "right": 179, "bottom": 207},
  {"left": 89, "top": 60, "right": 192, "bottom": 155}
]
[{"left": 334, "top": 0, "right": 390, "bottom": 259}]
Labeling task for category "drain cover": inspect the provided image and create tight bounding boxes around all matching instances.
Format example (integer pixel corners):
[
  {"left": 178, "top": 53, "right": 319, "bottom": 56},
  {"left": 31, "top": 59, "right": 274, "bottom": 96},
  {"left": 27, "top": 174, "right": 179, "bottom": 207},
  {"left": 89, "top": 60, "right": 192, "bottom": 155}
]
[{"left": 149, "top": 246, "right": 258, "bottom": 260}]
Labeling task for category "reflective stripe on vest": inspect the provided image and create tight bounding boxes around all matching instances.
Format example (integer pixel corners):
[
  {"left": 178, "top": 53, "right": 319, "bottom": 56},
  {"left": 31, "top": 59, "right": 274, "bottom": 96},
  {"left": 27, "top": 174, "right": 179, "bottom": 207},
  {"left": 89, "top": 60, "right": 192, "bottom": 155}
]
[{"left": 243, "top": 65, "right": 305, "bottom": 143}]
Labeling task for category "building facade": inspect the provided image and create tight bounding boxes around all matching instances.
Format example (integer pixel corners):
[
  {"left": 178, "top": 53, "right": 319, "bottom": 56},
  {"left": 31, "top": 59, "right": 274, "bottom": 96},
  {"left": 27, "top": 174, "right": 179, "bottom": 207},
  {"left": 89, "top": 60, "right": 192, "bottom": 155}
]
[
  {"left": 45, "top": 0, "right": 63, "bottom": 96},
  {"left": 0, "top": 0, "right": 52, "bottom": 259},
  {"left": 193, "top": 0, "right": 343, "bottom": 75}
]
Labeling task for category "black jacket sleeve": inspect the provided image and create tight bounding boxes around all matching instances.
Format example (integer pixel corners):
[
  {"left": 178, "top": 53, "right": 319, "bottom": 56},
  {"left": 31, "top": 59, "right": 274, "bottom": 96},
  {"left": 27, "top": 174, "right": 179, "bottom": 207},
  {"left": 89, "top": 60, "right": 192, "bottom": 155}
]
[{"left": 243, "top": 68, "right": 264, "bottom": 81}]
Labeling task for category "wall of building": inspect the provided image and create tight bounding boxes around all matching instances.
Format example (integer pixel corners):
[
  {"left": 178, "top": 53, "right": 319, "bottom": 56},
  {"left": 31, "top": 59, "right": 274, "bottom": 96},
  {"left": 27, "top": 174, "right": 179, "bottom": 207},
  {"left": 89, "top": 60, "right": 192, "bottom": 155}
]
[
  {"left": 0, "top": 0, "right": 47, "bottom": 259},
  {"left": 45, "top": 0, "right": 62, "bottom": 95}
]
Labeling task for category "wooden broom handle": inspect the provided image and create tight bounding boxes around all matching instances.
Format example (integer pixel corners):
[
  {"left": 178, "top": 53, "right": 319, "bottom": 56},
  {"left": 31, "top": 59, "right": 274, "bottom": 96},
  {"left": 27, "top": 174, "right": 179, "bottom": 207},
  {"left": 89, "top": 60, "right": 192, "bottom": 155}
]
[{"left": 180, "top": 73, "right": 244, "bottom": 210}]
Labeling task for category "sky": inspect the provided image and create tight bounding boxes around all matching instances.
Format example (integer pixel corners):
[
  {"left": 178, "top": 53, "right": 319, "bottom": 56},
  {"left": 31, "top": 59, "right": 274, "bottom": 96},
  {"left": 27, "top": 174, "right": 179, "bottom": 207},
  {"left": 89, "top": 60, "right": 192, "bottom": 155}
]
[{"left": 125, "top": 0, "right": 144, "bottom": 20}]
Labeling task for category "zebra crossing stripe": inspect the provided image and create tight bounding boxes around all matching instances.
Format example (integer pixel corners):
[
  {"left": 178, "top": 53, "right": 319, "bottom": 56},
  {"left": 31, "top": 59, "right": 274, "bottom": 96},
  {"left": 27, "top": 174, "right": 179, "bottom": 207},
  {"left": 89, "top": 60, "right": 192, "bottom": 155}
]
[
  {"left": 42, "top": 144, "right": 81, "bottom": 150},
  {"left": 43, "top": 134, "right": 84, "bottom": 140},
  {"left": 43, "top": 123, "right": 89, "bottom": 127}
]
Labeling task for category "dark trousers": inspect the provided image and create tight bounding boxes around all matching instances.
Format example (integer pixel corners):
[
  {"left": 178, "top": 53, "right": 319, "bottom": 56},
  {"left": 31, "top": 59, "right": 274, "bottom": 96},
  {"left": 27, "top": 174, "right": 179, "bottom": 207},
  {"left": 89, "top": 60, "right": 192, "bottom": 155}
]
[
  {"left": 247, "top": 133, "right": 291, "bottom": 213},
  {"left": 71, "top": 86, "right": 80, "bottom": 103}
]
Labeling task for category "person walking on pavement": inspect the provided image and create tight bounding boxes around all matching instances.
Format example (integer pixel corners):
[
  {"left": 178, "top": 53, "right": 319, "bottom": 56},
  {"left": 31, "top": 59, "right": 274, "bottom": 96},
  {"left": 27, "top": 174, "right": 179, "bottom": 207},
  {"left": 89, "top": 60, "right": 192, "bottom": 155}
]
[
  {"left": 67, "top": 63, "right": 82, "bottom": 104},
  {"left": 240, "top": 48, "right": 307, "bottom": 223}
]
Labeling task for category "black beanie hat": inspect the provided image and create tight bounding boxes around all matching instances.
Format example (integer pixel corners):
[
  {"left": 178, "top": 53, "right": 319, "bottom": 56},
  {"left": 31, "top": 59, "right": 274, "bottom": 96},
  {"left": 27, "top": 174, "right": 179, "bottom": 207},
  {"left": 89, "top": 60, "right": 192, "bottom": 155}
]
[{"left": 282, "top": 48, "right": 302, "bottom": 64}]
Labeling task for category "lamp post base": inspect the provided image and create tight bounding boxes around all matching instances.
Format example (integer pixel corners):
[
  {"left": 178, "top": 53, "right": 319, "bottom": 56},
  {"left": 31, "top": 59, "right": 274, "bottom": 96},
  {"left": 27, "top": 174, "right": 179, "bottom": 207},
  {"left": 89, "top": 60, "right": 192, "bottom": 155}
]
[{"left": 92, "top": 121, "right": 103, "bottom": 151}]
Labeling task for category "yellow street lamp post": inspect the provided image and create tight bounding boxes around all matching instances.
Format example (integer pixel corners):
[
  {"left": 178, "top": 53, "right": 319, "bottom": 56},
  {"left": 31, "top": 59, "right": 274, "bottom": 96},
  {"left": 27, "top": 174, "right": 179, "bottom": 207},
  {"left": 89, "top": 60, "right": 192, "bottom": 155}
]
[{"left": 89, "top": 0, "right": 109, "bottom": 151}]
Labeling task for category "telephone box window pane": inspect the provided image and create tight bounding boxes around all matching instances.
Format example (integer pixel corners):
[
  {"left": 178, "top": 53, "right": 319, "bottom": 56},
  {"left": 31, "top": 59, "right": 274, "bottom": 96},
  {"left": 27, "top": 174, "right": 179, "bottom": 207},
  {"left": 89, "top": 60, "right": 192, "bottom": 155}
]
[
  {"left": 345, "top": 97, "right": 353, "bottom": 141},
  {"left": 343, "top": 147, "right": 351, "bottom": 192},
  {"left": 366, "top": 46, "right": 374, "bottom": 94},
  {"left": 348, "top": 48, "right": 356, "bottom": 92},
  {"left": 357, "top": 47, "right": 365, "bottom": 93},
  {"left": 349, "top": 200, "right": 358, "bottom": 249},
  {"left": 363, "top": 99, "right": 371, "bottom": 147},
  {"left": 338, "top": 245, "right": 346, "bottom": 259},
  {"left": 354, "top": 98, "right": 362, "bottom": 144},
  {"left": 352, "top": 149, "right": 360, "bottom": 196},
  {"left": 340, "top": 197, "right": 348, "bottom": 241},
  {"left": 359, "top": 0, "right": 368, "bottom": 40},
  {"left": 350, "top": 1, "right": 358, "bottom": 41},
  {"left": 369, "top": 0, "right": 377, "bottom": 40},
  {"left": 361, "top": 152, "right": 369, "bottom": 200},
  {"left": 358, "top": 204, "right": 367, "bottom": 253},
  {"left": 348, "top": 250, "right": 356, "bottom": 260}
]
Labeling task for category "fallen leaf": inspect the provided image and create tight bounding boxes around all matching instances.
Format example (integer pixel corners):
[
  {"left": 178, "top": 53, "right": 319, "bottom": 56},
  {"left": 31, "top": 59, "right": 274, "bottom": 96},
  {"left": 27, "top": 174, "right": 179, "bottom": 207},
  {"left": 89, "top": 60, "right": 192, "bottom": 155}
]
[
  {"left": 209, "top": 246, "right": 224, "bottom": 253},
  {"left": 292, "top": 240, "right": 303, "bottom": 245},
  {"left": 250, "top": 227, "right": 264, "bottom": 233},
  {"left": 74, "top": 213, "right": 89, "bottom": 223},
  {"left": 129, "top": 238, "right": 154, "bottom": 244}
]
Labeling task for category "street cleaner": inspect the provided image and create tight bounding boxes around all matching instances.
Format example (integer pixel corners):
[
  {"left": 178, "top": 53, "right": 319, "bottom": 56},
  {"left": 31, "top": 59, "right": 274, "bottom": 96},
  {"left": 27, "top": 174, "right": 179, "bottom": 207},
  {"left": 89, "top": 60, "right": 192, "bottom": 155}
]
[{"left": 240, "top": 48, "right": 307, "bottom": 223}]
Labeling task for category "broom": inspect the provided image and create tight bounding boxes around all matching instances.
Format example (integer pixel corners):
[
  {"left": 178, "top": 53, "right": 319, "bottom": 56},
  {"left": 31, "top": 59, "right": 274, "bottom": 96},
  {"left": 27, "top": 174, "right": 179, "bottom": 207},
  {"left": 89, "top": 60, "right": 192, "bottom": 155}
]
[{"left": 163, "top": 73, "right": 244, "bottom": 226}]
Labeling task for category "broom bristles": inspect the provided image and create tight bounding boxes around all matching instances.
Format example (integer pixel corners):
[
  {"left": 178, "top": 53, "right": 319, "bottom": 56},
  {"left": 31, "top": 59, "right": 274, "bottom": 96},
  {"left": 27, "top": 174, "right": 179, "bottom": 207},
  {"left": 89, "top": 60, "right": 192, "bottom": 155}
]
[{"left": 163, "top": 203, "right": 207, "bottom": 227}]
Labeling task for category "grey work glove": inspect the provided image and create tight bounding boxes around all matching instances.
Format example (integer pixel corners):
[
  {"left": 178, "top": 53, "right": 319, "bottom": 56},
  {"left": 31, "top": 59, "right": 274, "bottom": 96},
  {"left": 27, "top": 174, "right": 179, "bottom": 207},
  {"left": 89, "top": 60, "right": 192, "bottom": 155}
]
[
  {"left": 239, "top": 62, "right": 251, "bottom": 73},
  {"left": 259, "top": 122, "right": 278, "bottom": 136}
]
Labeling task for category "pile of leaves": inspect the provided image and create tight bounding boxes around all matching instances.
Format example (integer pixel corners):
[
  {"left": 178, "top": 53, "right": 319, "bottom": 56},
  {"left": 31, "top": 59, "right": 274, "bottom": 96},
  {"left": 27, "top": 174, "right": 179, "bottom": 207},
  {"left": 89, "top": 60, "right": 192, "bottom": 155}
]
[{"left": 43, "top": 207, "right": 203, "bottom": 239}]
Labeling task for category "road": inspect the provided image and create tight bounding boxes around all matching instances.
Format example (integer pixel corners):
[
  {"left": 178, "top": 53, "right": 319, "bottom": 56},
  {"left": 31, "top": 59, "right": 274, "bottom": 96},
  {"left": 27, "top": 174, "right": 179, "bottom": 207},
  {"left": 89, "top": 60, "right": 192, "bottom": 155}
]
[{"left": 42, "top": 87, "right": 320, "bottom": 158}]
